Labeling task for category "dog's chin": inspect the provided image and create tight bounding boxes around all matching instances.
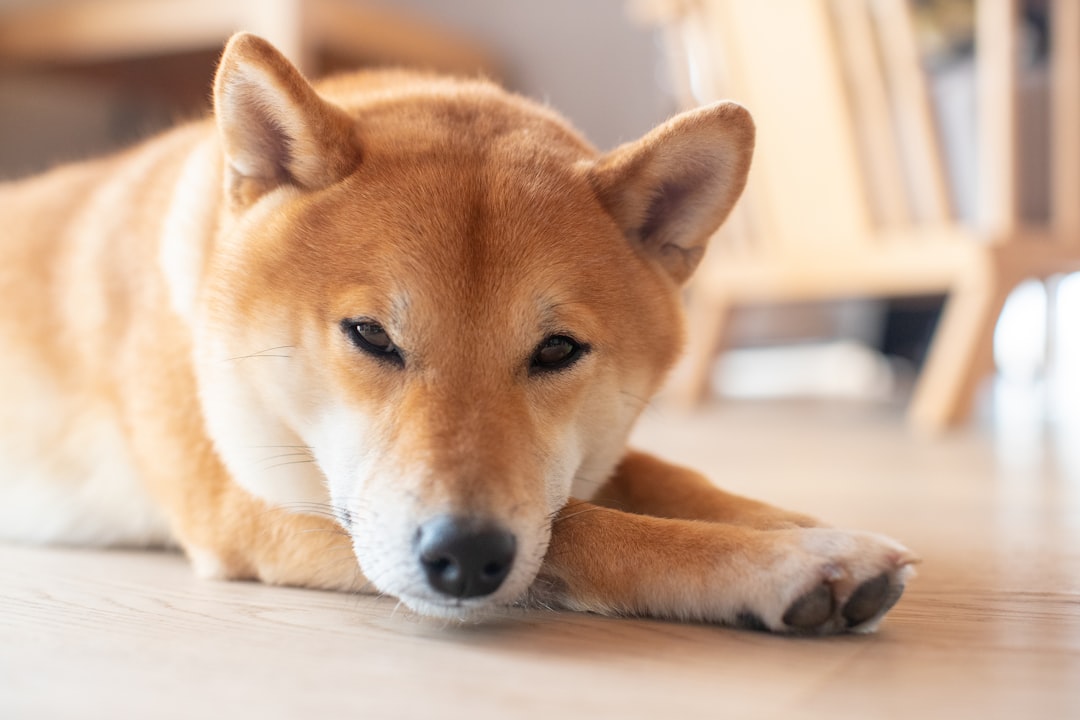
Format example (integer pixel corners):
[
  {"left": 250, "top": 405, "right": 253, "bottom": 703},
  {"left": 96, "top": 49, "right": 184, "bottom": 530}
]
[
  {"left": 388, "top": 568, "right": 540, "bottom": 622},
  {"left": 395, "top": 594, "right": 507, "bottom": 622}
]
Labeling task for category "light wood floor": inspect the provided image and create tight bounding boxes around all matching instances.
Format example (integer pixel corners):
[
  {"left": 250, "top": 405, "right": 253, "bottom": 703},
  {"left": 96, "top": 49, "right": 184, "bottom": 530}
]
[{"left": 3, "top": 389, "right": 1079, "bottom": 719}]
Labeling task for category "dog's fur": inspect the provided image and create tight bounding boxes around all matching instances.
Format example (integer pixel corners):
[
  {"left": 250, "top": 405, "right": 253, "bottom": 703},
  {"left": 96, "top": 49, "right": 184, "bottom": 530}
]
[{"left": 0, "top": 34, "right": 915, "bottom": 633}]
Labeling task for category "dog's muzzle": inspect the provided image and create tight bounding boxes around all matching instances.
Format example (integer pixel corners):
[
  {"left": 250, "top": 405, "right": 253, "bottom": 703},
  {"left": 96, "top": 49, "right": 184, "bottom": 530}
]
[{"left": 416, "top": 516, "right": 517, "bottom": 599}]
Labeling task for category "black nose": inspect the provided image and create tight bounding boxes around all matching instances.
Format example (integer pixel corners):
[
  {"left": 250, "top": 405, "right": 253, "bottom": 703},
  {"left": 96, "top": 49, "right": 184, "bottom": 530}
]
[{"left": 417, "top": 516, "right": 517, "bottom": 599}]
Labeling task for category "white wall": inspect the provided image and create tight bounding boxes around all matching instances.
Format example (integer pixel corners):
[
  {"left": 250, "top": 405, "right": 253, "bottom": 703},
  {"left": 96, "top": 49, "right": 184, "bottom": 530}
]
[{"left": 378, "top": 0, "right": 676, "bottom": 150}]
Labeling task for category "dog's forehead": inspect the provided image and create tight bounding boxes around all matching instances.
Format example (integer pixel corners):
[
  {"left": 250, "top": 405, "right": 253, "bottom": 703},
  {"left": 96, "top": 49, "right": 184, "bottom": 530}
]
[{"left": 297, "top": 124, "right": 632, "bottom": 310}]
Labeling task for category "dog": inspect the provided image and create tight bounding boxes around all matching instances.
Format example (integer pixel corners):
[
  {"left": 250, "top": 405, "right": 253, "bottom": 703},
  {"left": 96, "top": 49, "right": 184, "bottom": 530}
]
[{"left": 0, "top": 33, "right": 915, "bottom": 634}]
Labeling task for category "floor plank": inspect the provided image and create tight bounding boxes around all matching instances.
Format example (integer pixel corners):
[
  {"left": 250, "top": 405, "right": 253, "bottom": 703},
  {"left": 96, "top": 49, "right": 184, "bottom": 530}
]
[{"left": 2, "top": 394, "right": 1078, "bottom": 719}]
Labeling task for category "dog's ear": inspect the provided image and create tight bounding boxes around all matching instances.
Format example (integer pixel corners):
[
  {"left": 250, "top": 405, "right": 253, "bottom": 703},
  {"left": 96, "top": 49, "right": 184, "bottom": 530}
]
[
  {"left": 589, "top": 102, "right": 754, "bottom": 285},
  {"left": 213, "top": 33, "right": 361, "bottom": 206}
]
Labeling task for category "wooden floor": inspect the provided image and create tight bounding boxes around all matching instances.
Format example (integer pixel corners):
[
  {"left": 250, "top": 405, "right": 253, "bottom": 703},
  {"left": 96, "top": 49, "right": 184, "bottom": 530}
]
[{"left": 3, "top": 388, "right": 1079, "bottom": 719}]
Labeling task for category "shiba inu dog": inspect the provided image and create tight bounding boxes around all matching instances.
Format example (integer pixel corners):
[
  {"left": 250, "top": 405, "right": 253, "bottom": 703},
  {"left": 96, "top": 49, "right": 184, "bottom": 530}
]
[{"left": 0, "top": 33, "right": 915, "bottom": 634}]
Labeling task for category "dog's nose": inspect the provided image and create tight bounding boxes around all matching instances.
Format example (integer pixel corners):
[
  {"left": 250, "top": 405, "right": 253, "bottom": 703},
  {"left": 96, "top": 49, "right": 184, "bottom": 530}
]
[{"left": 417, "top": 516, "right": 517, "bottom": 599}]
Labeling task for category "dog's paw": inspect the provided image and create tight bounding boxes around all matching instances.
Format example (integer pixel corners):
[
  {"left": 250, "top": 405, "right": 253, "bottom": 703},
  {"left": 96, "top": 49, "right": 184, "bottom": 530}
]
[{"left": 738, "top": 527, "right": 917, "bottom": 635}]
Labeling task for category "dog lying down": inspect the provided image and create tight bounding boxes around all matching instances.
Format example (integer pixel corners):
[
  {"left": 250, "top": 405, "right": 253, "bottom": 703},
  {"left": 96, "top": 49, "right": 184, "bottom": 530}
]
[{"left": 0, "top": 33, "right": 915, "bottom": 634}]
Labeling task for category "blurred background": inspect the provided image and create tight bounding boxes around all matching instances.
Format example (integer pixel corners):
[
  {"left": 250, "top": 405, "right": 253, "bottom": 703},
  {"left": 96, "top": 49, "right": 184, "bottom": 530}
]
[
  {"left": 0, "top": 0, "right": 677, "bottom": 173},
  {"left": 0, "top": 0, "right": 1075, "bottom": 433}
]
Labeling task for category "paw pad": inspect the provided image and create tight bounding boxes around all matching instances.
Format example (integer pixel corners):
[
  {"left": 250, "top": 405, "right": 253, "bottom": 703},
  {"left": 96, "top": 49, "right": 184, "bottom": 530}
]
[
  {"left": 782, "top": 572, "right": 906, "bottom": 634},
  {"left": 781, "top": 583, "right": 834, "bottom": 629},
  {"left": 841, "top": 573, "right": 889, "bottom": 627}
]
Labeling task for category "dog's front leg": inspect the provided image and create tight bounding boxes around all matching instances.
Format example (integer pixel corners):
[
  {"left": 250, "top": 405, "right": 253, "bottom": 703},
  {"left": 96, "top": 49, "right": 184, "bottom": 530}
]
[
  {"left": 531, "top": 501, "right": 915, "bottom": 634},
  {"left": 591, "top": 450, "right": 821, "bottom": 529},
  {"left": 168, "top": 476, "right": 369, "bottom": 594}
]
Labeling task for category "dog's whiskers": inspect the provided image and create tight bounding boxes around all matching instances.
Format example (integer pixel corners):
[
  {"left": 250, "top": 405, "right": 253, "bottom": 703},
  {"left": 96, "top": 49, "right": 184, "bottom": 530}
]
[
  {"left": 272, "top": 502, "right": 353, "bottom": 530},
  {"left": 255, "top": 451, "right": 315, "bottom": 464},
  {"left": 261, "top": 459, "right": 318, "bottom": 472},
  {"left": 551, "top": 505, "right": 606, "bottom": 526},
  {"left": 295, "top": 527, "right": 351, "bottom": 539},
  {"left": 547, "top": 497, "right": 592, "bottom": 521},
  {"left": 223, "top": 345, "right": 295, "bottom": 362},
  {"left": 277, "top": 501, "right": 335, "bottom": 511}
]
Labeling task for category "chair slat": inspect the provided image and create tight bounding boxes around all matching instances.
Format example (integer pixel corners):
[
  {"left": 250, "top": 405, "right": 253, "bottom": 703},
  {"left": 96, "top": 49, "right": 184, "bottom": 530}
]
[
  {"left": 870, "top": 0, "right": 954, "bottom": 227},
  {"left": 976, "top": 0, "right": 1020, "bottom": 239},
  {"left": 830, "top": 0, "right": 912, "bottom": 229},
  {"left": 1052, "top": 0, "right": 1080, "bottom": 244}
]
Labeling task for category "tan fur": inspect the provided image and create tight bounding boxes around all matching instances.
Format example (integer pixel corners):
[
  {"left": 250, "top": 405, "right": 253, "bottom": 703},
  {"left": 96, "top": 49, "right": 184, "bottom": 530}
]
[{"left": 0, "top": 33, "right": 914, "bottom": 633}]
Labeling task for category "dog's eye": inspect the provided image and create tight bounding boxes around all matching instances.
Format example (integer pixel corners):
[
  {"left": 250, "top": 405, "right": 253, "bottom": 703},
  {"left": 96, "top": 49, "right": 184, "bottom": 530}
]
[
  {"left": 341, "top": 319, "right": 403, "bottom": 366},
  {"left": 531, "top": 335, "right": 588, "bottom": 373}
]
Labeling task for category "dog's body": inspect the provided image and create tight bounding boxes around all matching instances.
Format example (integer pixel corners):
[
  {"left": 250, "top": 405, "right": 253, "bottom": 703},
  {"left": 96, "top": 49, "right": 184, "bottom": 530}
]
[{"left": 0, "top": 34, "right": 914, "bottom": 633}]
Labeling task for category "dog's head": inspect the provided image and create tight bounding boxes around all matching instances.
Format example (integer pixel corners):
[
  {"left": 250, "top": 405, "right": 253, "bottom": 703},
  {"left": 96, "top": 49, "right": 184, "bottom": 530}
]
[{"left": 192, "top": 34, "right": 753, "bottom": 617}]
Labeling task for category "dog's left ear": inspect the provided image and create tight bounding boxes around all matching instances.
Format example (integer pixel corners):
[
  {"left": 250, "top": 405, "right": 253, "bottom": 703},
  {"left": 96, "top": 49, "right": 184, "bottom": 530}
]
[
  {"left": 589, "top": 102, "right": 754, "bottom": 285},
  {"left": 214, "top": 33, "right": 361, "bottom": 206}
]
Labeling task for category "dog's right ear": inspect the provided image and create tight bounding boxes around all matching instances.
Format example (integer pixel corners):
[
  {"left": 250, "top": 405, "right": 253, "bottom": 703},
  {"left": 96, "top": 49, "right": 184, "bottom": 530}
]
[{"left": 213, "top": 33, "right": 361, "bottom": 207}]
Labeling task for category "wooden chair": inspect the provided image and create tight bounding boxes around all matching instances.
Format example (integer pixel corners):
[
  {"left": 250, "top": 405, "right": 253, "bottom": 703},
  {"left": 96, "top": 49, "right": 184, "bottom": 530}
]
[{"left": 639, "top": 0, "right": 1080, "bottom": 432}]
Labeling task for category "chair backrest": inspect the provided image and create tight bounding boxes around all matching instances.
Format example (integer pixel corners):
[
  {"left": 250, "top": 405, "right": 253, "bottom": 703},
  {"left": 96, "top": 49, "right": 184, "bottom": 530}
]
[
  {"left": 1050, "top": 0, "right": 1080, "bottom": 244},
  {"left": 686, "top": 0, "right": 879, "bottom": 255},
  {"left": 647, "top": 0, "right": 1080, "bottom": 253}
]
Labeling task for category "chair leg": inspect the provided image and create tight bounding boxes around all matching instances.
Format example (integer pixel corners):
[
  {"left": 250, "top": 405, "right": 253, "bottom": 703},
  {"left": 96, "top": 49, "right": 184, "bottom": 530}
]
[
  {"left": 668, "top": 290, "right": 734, "bottom": 407},
  {"left": 908, "top": 255, "right": 1017, "bottom": 433}
]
